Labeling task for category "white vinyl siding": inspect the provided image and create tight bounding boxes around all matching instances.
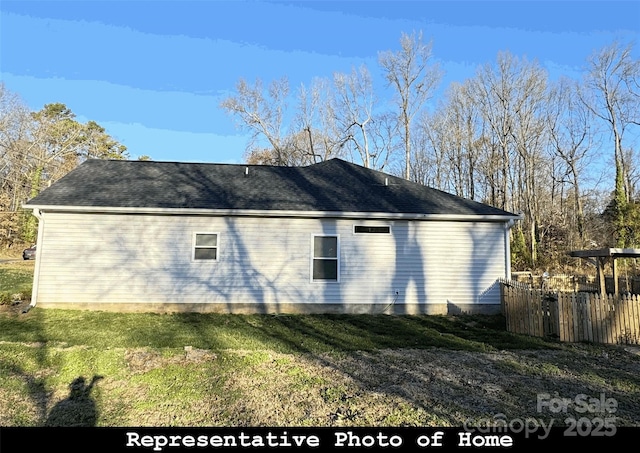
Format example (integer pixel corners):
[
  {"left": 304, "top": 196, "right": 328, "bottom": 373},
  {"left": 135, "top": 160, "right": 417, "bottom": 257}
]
[{"left": 33, "top": 213, "right": 508, "bottom": 309}]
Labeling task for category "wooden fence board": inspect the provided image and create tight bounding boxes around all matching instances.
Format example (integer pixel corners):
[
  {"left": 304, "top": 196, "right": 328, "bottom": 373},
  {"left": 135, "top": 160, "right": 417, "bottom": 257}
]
[
  {"left": 621, "top": 296, "right": 632, "bottom": 343},
  {"left": 577, "top": 293, "right": 586, "bottom": 342},
  {"left": 557, "top": 293, "right": 565, "bottom": 341},
  {"left": 565, "top": 294, "right": 574, "bottom": 342},
  {"left": 622, "top": 294, "right": 640, "bottom": 344},
  {"left": 547, "top": 294, "right": 558, "bottom": 338},
  {"left": 584, "top": 294, "right": 593, "bottom": 343},
  {"left": 626, "top": 296, "right": 635, "bottom": 343},
  {"left": 593, "top": 294, "right": 604, "bottom": 343},
  {"left": 572, "top": 294, "right": 581, "bottom": 342},
  {"left": 593, "top": 294, "right": 603, "bottom": 344},
  {"left": 632, "top": 297, "right": 638, "bottom": 344},
  {"left": 632, "top": 295, "right": 639, "bottom": 344},
  {"left": 614, "top": 296, "right": 624, "bottom": 344},
  {"left": 606, "top": 296, "right": 615, "bottom": 344},
  {"left": 623, "top": 296, "right": 634, "bottom": 344}
]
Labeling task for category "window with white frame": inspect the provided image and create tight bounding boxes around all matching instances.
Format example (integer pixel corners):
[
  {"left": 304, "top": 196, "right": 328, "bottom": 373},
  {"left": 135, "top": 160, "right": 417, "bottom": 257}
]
[
  {"left": 193, "top": 233, "right": 218, "bottom": 260},
  {"left": 312, "top": 235, "right": 339, "bottom": 281}
]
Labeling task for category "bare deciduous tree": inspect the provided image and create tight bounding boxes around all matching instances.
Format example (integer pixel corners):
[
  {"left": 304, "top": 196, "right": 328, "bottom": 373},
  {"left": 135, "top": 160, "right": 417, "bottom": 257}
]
[
  {"left": 547, "top": 77, "right": 597, "bottom": 245},
  {"left": 217, "top": 38, "right": 639, "bottom": 269},
  {"left": 420, "top": 81, "right": 481, "bottom": 200},
  {"left": 220, "top": 77, "right": 292, "bottom": 165},
  {"left": 379, "top": 30, "right": 442, "bottom": 179},
  {"left": 581, "top": 41, "right": 640, "bottom": 246},
  {"left": 332, "top": 65, "right": 376, "bottom": 168},
  {"left": 468, "top": 52, "right": 550, "bottom": 266},
  {"left": 294, "top": 77, "right": 343, "bottom": 164},
  {"left": 582, "top": 41, "right": 640, "bottom": 203}
]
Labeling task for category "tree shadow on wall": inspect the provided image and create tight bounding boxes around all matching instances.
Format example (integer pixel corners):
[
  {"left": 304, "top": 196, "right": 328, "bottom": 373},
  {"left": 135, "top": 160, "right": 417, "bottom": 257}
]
[{"left": 44, "top": 375, "right": 103, "bottom": 427}]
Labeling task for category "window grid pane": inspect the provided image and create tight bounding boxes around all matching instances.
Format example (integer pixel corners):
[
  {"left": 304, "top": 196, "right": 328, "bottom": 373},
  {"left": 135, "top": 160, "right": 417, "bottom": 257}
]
[
  {"left": 194, "top": 248, "right": 217, "bottom": 260},
  {"left": 314, "top": 236, "right": 337, "bottom": 258},
  {"left": 196, "top": 234, "right": 217, "bottom": 247},
  {"left": 313, "top": 259, "right": 338, "bottom": 280}
]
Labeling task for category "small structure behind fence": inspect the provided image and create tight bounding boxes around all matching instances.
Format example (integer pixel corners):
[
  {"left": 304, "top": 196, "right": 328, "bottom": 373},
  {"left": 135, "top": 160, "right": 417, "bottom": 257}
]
[
  {"left": 510, "top": 272, "right": 640, "bottom": 294},
  {"left": 500, "top": 279, "right": 640, "bottom": 345}
]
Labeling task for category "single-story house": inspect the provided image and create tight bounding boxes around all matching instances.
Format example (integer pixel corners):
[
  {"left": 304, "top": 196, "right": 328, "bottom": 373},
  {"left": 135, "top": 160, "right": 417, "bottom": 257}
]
[{"left": 23, "top": 158, "right": 521, "bottom": 314}]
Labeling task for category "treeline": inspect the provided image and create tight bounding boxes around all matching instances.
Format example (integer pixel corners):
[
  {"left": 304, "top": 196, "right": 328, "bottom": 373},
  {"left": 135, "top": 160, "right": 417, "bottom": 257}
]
[
  {"left": 0, "top": 84, "right": 129, "bottom": 247},
  {"left": 1, "top": 33, "right": 638, "bottom": 273},
  {"left": 221, "top": 32, "right": 640, "bottom": 272}
]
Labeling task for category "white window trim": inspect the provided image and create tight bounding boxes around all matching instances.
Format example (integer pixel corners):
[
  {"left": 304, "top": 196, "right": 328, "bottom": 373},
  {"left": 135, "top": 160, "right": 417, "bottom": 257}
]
[
  {"left": 192, "top": 232, "right": 220, "bottom": 261},
  {"left": 353, "top": 224, "right": 392, "bottom": 235},
  {"left": 310, "top": 234, "right": 340, "bottom": 283}
]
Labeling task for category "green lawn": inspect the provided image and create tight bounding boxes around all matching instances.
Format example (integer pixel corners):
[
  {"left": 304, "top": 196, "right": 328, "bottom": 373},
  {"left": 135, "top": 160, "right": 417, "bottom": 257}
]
[
  {"left": 0, "top": 261, "right": 33, "bottom": 303},
  {"left": 1, "top": 261, "right": 639, "bottom": 428},
  {"left": 0, "top": 308, "right": 557, "bottom": 353},
  {"left": 1, "top": 307, "right": 639, "bottom": 428}
]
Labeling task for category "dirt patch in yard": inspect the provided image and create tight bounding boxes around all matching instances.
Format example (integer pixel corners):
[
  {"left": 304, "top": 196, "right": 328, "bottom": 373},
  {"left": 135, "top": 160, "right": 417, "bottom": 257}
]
[
  {"left": 0, "top": 300, "right": 31, "bottom": 315},
  {"left": 124, "top": 347, "right": 218, "bottom": 374}
]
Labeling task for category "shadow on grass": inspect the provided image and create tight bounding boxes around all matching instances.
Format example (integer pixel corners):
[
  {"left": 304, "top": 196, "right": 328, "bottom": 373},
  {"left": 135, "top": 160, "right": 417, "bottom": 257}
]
[
  {"left": 0, "top": 308, "right": 107, "bottom": 426},
  {"left": 45, "top": 375, "right": 103, "bottom": 427},
  {"left": 0, "top": 303, "right": 51, "bottom": 425},
  {"left": 222, "top": 313, "right": 562, "bottom": 354}
]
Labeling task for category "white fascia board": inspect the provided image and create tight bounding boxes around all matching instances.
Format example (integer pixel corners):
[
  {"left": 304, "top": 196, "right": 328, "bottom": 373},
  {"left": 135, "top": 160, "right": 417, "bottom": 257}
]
[{"left": 23, "top": 204, "right": 521, "bottom": 222}]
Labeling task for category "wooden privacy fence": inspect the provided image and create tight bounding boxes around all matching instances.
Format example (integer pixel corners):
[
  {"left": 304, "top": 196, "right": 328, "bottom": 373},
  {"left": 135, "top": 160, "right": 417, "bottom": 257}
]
[{"left": 500, "top": 280, "right": 640, "bottom": 345}]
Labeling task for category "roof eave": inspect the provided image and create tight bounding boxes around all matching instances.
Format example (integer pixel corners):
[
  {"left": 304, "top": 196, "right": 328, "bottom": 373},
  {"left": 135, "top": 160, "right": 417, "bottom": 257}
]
[{"left": 23, "top": 204, "right": 521, "bottom": 222}]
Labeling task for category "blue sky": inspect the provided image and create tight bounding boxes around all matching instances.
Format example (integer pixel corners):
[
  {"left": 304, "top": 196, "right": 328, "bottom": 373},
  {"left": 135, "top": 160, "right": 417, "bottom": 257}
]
[{"left": 1, "top": 0, "right": 638, "bottom": 163}]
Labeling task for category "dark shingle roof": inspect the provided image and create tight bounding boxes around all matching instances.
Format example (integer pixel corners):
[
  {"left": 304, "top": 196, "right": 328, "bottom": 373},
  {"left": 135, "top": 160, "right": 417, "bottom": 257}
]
[{"left": 25, "top": 158, "right": 518, "bottom": 218}]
